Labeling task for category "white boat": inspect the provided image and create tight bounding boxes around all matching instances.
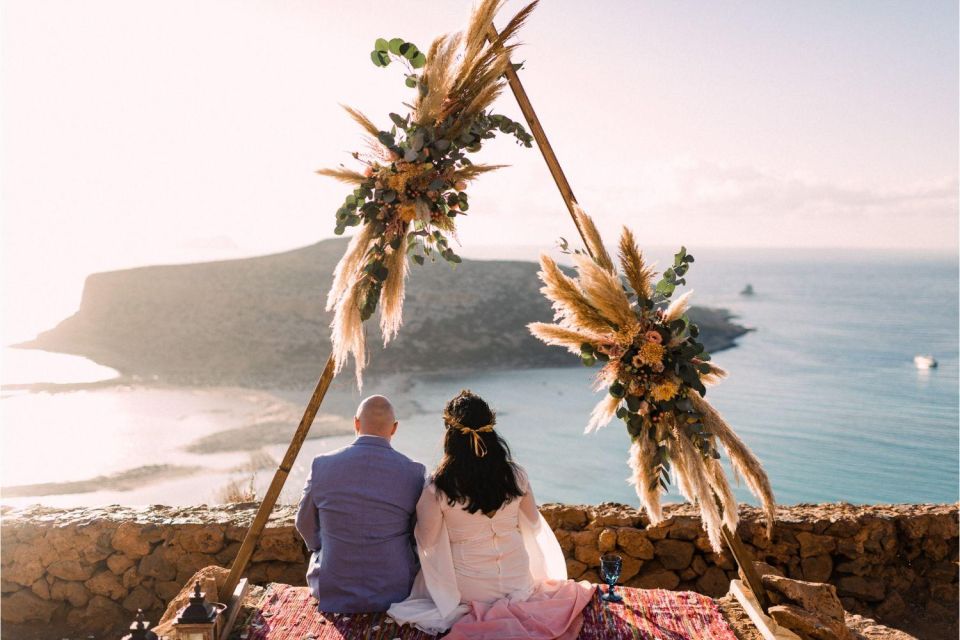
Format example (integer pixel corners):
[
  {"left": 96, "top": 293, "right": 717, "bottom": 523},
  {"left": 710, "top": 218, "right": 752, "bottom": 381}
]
[{"left": 914, "top": 355, "right": 938, "bottom": 369}]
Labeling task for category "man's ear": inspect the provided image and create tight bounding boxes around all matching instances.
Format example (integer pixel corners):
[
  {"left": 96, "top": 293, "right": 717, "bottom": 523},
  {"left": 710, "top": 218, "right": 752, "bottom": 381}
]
[
  {"left": 354, "top": 417, "right": 361, "bottom": 434},
  {"left": 391, "top": 421, "right": 398, "bottom": 436}
]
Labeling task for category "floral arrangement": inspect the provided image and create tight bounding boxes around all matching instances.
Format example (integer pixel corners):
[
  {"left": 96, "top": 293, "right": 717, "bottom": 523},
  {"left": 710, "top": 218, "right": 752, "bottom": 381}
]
[
  {"left": 529, "top": 206, "right": 775, "bottom": 552},
  {"left": 318, "top": 0, "right": 537, "bottom": 384}
]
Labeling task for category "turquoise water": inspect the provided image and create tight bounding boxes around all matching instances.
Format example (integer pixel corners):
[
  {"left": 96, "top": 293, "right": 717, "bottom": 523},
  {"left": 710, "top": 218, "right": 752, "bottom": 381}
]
[
  {"left": 350, "top": 250, "right": 960, "bottom": 506},
  {"left": 2, "top": 250, "right": 957, "bottom": 507}
]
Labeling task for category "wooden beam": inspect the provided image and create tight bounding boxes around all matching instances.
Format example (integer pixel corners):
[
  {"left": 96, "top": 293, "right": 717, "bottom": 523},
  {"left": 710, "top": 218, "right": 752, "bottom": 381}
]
[
  {"left": 486, "top": 27, "right": 593, "bottom": 251},
  {"left": 218, "top": 578, "right": 250, "bottom": 640},
  {"left": 722, "top": 523, "right": 769, "bottom": 611},
  {"left": 730, "top": 580, "right": 801, "bottom": 640},
  {"left": 487, "top": 23, "right": 772, "bottom": 613},
  {"left": 220, "top": 355, "right": 338, "bottom": 602}
]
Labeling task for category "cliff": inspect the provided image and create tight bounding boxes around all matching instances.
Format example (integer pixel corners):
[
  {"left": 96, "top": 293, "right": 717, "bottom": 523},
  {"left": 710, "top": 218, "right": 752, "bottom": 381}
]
[{"left": 19, "top": 239, "right": 749, "bottom": 387}]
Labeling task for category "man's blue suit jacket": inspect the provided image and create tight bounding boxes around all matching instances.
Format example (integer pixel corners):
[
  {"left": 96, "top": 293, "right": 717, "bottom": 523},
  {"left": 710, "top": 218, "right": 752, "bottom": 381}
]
[{"left": 295, "top": 435, "right": 426, "bottom": 613}]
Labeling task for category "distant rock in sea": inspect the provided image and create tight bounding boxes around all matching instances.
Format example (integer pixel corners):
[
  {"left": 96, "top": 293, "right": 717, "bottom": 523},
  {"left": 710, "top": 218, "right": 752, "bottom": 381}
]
[{"left": 20, "top": 238, "right": 749, "bottom": 388}]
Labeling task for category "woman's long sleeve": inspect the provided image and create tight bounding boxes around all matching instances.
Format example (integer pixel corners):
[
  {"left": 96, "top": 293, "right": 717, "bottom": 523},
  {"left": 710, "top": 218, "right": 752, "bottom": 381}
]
[
  {"left": 387, "top": 482, "right": 469, "bottom": 634},
  {"left": 517, "top": 468, "right": 568, "bottom": 581},
  {"left": 414, "top": 482, "right": 462, "bottom": 617}
]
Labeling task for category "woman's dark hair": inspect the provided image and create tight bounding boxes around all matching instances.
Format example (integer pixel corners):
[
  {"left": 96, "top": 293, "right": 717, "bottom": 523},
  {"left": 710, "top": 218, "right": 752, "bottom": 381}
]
[{"left": 432, "top": 389, "right": 524, "bottom": 514}]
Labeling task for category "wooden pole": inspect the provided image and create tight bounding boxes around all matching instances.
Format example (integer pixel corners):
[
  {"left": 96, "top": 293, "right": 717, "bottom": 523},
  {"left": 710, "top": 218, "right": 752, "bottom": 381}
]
[
  {"left": 487, "top": 25, "right": 770, "bottom": 611},
  {"left": 220, "top": 355, "right": 337, "bottom": 603},
  {"left": 221, "top": 19, "right": 769, "bottom": 618}
]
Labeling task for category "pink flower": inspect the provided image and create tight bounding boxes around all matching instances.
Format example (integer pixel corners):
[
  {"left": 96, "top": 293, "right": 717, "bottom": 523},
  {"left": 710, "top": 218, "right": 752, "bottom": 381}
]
[
  {"left": 363, "top": 166, "right": 374, "bottom": 178},
  {"left": 645, "top": 330, "right": 663, "bottom": 344}
]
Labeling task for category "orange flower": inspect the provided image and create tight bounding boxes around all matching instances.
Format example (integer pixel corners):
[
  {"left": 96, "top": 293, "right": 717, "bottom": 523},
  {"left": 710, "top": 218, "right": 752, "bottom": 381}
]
[
  {"left": 635, "top": 341, "right": 665, "bottom": 367},
  {"left": 650, "top": 379, "right": 680, "bottom": 402},
  {"left": 397, "top": 203, "right": 417, "bottom": 223}
]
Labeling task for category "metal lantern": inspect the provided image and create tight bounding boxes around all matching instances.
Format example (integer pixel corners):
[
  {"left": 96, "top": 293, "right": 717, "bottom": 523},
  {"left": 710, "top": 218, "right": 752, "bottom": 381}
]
[
  {"left": 173, "top": 581, "right": 225, "bottom": 640},
  {"left": 122, "top": 609, "right": 158, "bottom": 640}
]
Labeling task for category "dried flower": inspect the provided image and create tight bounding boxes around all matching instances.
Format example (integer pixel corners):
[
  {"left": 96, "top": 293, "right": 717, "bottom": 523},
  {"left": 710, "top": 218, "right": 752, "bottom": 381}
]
[
  {"left": 635, "top": 341, "right": 665, "bottom": 367},
  {"left": 645, "top": 330, "right": 663, "bottom": 344},
  {"left": 398, "top": 203, "right": 417, "bottom": 223},
  {"left": 650, "top": 379, "right": 680, "bottom": 402}
]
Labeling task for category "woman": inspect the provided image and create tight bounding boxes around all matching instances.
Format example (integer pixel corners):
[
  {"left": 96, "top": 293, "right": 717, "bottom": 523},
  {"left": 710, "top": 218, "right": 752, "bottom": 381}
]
[{"left": 387, "top": 390, "right": 595, "bottom": 639}]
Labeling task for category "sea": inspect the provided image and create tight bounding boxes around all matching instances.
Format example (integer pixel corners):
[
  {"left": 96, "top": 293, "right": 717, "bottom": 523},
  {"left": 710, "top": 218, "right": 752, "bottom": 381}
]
[{"left": 2, "top": 249, "right": 957, "bottom": 509}]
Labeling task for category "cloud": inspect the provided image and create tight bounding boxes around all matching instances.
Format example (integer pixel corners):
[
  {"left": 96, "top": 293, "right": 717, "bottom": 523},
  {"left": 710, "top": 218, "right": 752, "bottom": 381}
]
[{"left": 566, "top": 161, "right": 959, "bottom": 249}]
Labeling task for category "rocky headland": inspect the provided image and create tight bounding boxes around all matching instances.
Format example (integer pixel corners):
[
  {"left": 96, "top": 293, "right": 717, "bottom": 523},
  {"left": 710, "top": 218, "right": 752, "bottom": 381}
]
[{"left": 16, "top": 238, "right": 749, "bottom": 388}]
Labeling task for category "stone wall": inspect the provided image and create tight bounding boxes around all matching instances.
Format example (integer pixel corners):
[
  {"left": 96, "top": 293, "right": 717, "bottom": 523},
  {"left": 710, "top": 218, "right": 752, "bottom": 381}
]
[
  {"left": 542, "top": 502, "right": 957, "bottom": 629},
  {"left": 0, "top": 504, "right": 307, "bottom": 634},
  {"left": 1, "top": 502, "right": 956, "bottom": 636}
]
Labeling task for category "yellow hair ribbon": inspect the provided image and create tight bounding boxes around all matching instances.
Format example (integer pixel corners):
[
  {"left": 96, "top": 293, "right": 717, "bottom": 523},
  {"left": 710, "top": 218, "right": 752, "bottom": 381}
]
[{"left": 444, "top": 413, "right": 495, "bottom": 457}]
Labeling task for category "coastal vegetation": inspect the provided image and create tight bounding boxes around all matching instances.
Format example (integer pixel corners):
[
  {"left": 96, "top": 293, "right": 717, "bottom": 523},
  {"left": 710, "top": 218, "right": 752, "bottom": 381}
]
[{"left": 20, "top": 238, "right": 749, "bottom": 389}]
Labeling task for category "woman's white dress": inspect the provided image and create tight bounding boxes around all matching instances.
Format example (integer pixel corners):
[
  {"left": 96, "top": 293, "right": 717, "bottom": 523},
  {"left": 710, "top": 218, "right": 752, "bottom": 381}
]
[{"left": 387, "top": 470, "right": 595, "bottom": 638}]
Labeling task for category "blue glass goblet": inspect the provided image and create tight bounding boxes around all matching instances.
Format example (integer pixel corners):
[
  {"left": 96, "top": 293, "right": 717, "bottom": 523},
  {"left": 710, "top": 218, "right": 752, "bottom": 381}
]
[{"left": 600, "top": 553, "right": 624, "bottom": 603}]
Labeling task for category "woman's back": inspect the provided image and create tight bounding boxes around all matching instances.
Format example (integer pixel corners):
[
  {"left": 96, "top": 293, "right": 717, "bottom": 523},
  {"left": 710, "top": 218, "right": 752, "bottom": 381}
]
[
  {"left": 387, "top": 390, "right": 595, "bottom": 638},
  {"left": 437, "top": 484, "right": 534, "bottom": 603}
]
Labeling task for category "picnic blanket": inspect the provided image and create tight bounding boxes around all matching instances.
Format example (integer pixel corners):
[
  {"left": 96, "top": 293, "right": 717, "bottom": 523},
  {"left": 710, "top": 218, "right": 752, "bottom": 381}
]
[{"left": 232, "top": 583, "right": 737, "bottom": 640}]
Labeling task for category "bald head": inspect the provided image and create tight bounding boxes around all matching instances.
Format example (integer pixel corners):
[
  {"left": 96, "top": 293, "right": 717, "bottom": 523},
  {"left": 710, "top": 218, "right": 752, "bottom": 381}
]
[{"left": 354, "top": 395, "right": 398, "bottom": 439}]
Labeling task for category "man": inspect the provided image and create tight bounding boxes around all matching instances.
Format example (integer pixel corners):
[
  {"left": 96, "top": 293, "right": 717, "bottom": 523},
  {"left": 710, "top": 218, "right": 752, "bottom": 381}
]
[{"left": 295, "top": 395, "right": 426, "bottom": 612}]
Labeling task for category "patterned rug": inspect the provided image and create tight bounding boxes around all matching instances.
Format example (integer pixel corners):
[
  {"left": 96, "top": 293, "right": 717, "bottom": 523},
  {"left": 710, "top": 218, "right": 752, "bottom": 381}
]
[{"left": 232, "top": 584, "right": 737, "bottom": 640}]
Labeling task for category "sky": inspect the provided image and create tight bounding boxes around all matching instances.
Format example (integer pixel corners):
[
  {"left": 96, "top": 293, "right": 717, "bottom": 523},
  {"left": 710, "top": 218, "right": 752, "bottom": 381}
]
[{"left": 2, "top": 0, "right": 958, "bottom": 342}]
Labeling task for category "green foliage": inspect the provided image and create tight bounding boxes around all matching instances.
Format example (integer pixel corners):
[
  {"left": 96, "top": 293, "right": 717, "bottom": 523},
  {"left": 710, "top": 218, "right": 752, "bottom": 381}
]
[
  {"left": 331, "top": 37, "right": 534, "bottom": 322},
  {"left": 652, "top": 246, "right": 695, "bottom": 303},
  {"left": 370, "top": 38, "right": 426, "bottom": 74}
]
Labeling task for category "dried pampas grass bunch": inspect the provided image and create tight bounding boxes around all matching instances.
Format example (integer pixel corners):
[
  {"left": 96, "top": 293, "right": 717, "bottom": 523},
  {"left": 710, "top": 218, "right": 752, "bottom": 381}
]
[
  {"left": 529, "top": 208, "right": 775, "bottom": 551},
  {"left": 318, "top": 0, "right": 538, "bottom": 385}
]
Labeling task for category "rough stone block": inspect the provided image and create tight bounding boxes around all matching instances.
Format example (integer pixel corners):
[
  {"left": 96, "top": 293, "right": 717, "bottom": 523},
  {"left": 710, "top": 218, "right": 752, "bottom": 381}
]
[
  {"left": 47, "top": 559, "right": 95, "bottom": 582},
  {"left": 769, "top": 603, "right": 852, "bottom": 640},
  {"left": 66, "top": 594, "right": 128, "bottom": 633},
  {"left": 178, "top": 524, "right": 225, "bottom": 554},
  {"left": 138, "top": 546, "right": 177, "bottom": 582},
  {"left": 763, "top": 574, "right": 845, "bottom": 621},
  {"left": 598, "top": 528, "right": 617, "bottom": 553},
  {"left": 111, "top": 522, "right": 153, "bottom": 558},
  {"left": 801, "top": 554, "right": 833, "bottom": 583},
  {"left": 695, "top": 566, "right": 729, "bottom": 598},
  {"left": 837, "top": 575, "right": 885, "bottom": 602},
  {"left": 627, "top": 568, "right": 680, "bottom": 590},
  {"left": 1, "top": 590, "right": 59, "bottom": 624},
  {"left": 122, "top": 585, "right": 160, "bottom": 613},
  {"left": 84, "top": 570, "right": 126, "bottom": 600},
  {"left": 654, "top": 539, "right": 694, "bottom": 571},
  {"left": 574, "top": 545, "right": 601, "bottom": 567},
  {"left": 50, "top": 579, "right": 90, "bottom": 608},
  {"left": 617, "top": 528, "right": 654, "bottom": 560},
  {"left": 796, "top": 532, "right": 837, "bottom": 558}
]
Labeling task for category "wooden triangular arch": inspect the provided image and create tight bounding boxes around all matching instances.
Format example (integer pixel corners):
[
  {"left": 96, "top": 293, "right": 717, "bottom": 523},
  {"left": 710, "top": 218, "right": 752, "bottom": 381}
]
[{"left": 220, "top": 14, "right": 769, "bottom": 618}]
